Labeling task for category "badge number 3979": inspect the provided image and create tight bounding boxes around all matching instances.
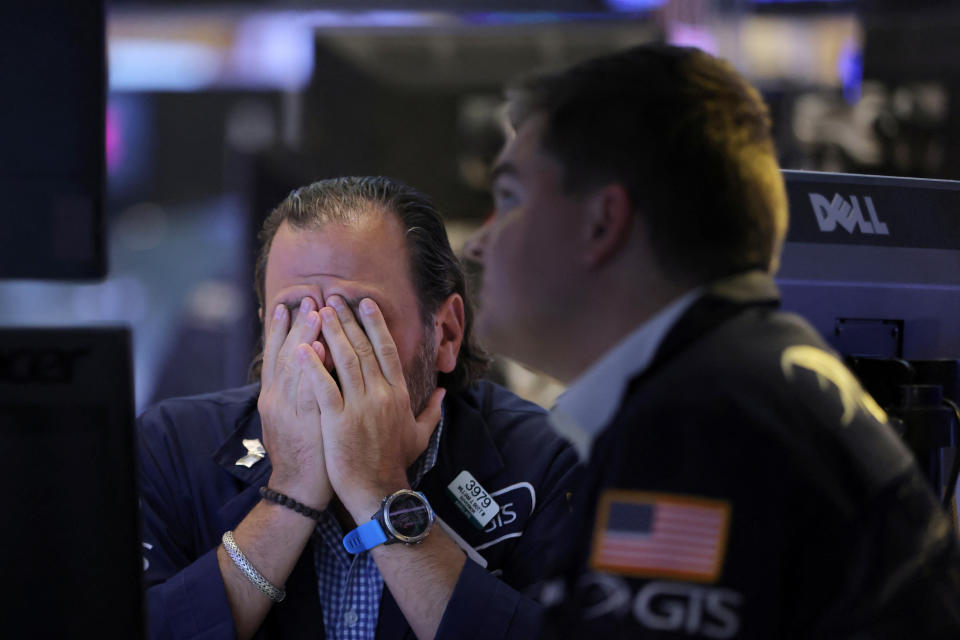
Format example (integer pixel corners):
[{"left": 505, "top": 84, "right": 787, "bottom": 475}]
[{"left": 446, "top": 470, "right": 500, "bottom": 529}]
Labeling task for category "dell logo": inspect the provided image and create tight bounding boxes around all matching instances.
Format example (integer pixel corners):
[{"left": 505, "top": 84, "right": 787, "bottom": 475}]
[{"left": 808, "top": 193, "right": 890, "bottom": 235}]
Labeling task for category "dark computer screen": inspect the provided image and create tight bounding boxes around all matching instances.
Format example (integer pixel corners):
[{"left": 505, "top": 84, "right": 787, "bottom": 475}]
[
  {"left": 0, "top": 3, "right": 106, "bottom": 280},
  {"left": 0, "top": 328, "right": 143, "bottom": 637}
]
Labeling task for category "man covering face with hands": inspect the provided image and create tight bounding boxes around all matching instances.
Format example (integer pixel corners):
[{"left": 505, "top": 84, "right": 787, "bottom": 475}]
[{"left": 138, "top": 176, "right": 580, "bottom": 640}]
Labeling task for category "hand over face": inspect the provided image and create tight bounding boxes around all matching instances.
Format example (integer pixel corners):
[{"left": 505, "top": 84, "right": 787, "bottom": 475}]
[
  {"left": 258, "top": 297, "right": 333, "bottom": 510},
  {"left": 296, "top": 295, "right": 445, "bottom": 520}
]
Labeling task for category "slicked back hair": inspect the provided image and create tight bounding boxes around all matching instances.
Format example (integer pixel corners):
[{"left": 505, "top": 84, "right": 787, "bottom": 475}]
[
  {"left": 250, "top": 176, "right": 489, "bottom": 391},
  {"left": 506, "top": 44, "right": 788, "bottom": 286}
]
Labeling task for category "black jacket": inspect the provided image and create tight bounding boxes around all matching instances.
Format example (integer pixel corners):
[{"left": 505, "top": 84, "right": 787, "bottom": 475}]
[
  {"left": 553, "top": 272, "right": 960, "bottom": 638},
  {"left": 139, "top": 380, "right": 580, "bottom": 639}
]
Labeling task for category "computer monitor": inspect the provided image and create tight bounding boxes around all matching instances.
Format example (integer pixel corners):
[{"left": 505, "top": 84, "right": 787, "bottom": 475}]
[
  {"left": 778, "top": 169, "right": 960, "bottom": 360},
  {"left": 0, "top": 327, "right": 143, "bottom": 637},
  {"left": 779, "top": 170, "right": 960, "bottom": 502},
  {"left": 0, "top": 2, "right": 106, "bottom": 280}
]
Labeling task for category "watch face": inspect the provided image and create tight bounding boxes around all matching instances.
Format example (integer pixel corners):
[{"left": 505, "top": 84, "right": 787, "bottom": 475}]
[{"left": 384, "top": 491, "right": 433, "bottom": 541}]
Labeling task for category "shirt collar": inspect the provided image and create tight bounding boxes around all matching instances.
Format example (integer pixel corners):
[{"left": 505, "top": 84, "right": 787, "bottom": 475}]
[
  {"left": 550, "top": 288, "right": 700, "bottom": 459},
  {"left": 407, "top": 405, "right": 445, "bottom": 488}
]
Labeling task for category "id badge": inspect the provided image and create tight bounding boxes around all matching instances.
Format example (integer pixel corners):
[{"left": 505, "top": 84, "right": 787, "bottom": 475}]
[{"left": 446, "top": 470, "right": 500, "bottom": 529}]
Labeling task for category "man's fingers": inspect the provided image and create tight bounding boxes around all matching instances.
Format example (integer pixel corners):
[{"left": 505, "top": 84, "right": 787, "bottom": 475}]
[
  {"left": 277, "top": 297, "right": 320, "bottom": 368},
  {"left": 412, "top": 387, "right": 446, "bottom": 455},
  {"left": 357, "top": 298, "right": 406, "bottom": 387},
  {"left": 279, "top": 362, "right": 302, "bottom": 407},
  {"left": 261, "top": 304, "right": 289, "bottom": 388},
  {"left": 297, "top": 343, "right": 343, "bottom": 412},
  {"left": 319, "top": 306, "right": 366, "bottom": 397},
  {"left": 309, "top": 338, "right": 335, "bottom": 372},
  {"left": 295, "top": 354, "right": 320, "bottom": 417},
  {"left": 326, "top": 295, "right": 383, "bottom": 384}
]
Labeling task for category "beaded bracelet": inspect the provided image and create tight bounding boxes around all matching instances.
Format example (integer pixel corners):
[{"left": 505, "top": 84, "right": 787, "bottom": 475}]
[{"left": 259, "top": 486, "right": 325, "bottom": 521}]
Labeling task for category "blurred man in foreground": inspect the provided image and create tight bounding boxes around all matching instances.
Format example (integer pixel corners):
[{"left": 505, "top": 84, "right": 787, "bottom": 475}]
[
  {"left": 465, "top": 44, "right": 960, "bottom": 637},
  {"left": 139, "top": 176, "right": 579, "bottom": 639}
]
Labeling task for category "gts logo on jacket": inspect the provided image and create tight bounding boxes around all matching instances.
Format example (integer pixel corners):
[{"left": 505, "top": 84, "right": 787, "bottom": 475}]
[
  {"left": 475, "top": 482, "right": 536, "bottom": 551},
  {"left": 808, "top": 192, "right": 890, "bottom": 235},
  {"left": 578, "top": 573, "right": 742, "bottom": 639}
]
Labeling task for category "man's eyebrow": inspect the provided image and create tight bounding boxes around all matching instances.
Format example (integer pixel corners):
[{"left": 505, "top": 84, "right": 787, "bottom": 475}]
[{"left": 491, "top": 161, "right": 518, "bottom": 182}]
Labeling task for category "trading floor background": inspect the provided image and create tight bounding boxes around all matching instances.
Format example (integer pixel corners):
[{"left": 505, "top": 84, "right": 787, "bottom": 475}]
[{"left": 2, "top": 0, "right": 957, "bottom": 412}]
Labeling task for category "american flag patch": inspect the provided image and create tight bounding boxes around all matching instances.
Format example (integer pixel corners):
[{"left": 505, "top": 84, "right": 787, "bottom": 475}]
[{"left": 589, "top": 490, "right": 731, "bottom": 583}]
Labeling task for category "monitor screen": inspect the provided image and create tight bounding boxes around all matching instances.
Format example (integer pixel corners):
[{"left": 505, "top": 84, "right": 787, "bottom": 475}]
[
  {"left": 0, "top": 327, "right": 143, "bottom": 637},
  {"left": 0, "top": 3, "right": 106, "bottom": 280},
  {"left": 778, "top": 170, "right": 960, "bottom": 360}
]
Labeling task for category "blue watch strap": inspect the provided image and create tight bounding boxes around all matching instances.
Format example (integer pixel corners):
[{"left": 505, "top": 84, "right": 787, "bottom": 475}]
[{"left": 343, "top": 519, "right": 388, "bottom": 554}]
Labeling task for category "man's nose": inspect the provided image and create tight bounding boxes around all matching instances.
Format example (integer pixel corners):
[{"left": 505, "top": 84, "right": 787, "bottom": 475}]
[{"left": 462, "top": 222, "right": 488, "bottom": 263}]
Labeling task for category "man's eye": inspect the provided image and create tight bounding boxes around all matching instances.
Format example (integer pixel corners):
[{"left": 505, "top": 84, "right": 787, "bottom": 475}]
[{"left": 493, "top": 187, "right": 519, "bottom": 212}]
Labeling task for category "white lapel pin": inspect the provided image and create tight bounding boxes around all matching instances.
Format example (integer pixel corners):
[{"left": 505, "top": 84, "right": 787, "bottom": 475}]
[{"left": 235, "top": 438, "right": 267, "bottom": 468}]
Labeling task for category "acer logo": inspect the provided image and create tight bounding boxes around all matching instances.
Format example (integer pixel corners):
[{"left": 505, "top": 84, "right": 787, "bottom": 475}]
[
  {"left": 808, "top": 193, "right": 890, "bottom": 235},
  {"left": 0, "top": 347, "right": 88, "bottom": 384}
]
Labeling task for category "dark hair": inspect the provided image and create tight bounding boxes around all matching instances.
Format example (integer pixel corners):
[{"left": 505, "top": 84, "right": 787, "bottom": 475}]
[
  {"left": 506, "top": 44, "right": 788, "bottom": 285},
  {"left": 250, "top": 176, "right": 489, "bottom": 391}
]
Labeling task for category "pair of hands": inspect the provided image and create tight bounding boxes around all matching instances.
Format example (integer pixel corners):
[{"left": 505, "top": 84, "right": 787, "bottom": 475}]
[{"left": 257, "top": 295, "right": 445, "bottom": 521}]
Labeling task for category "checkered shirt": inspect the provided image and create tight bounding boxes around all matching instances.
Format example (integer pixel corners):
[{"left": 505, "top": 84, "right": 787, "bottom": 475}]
[{"left": 313, "top": 411, "right": 444, "bottom": 639}]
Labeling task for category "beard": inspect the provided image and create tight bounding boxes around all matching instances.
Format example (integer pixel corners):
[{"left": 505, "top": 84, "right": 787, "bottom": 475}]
[{"left": 404, "top": 323, "right": 438, "bottom": 416}]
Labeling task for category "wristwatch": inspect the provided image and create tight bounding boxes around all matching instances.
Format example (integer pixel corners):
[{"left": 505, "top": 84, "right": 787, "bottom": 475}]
[{"left": 342, "top": 489, "right": 435, "bottom": 554}]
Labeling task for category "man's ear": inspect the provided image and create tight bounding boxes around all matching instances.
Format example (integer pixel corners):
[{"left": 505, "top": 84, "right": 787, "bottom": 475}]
[
  {"left": 258, "top": 307, "right": 263, "bottom": 323},
  {"left": 583, "top": 183, "right": 634, "bottom": 268},
  {"left": 433, "top": 293, "right": 465, "bottom": 374}
]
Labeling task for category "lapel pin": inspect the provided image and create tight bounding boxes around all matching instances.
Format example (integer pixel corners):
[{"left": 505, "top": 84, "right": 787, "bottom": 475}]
[{"left": 235, "top": 438, "right": 267, "bottom": 468}]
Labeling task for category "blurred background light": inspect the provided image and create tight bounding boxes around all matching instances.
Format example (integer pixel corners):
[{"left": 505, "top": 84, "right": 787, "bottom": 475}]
[
  {"left": 109, "top": 39, "right": 221, "bottom": 91},
  {"left": 300, "top": 10, "right": 449, "bottom": 28},
  {"left": 837, "top": 35, "right": 863, "bottom": 103},
  {"left": 606, "top": 0, "right": 668, "bottom": 11}
]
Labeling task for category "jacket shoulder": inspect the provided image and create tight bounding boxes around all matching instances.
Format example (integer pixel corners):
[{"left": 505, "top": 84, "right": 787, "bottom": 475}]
[
  {"left": 457, "top": 379, "right": 567, "bottom": 448},
  {"left": 666, "top": 307, "right": 827, "bottom": 387},
  {"left": 137, "top": 384, "right": 260, "bottom": 451},
  {"left": 460, "top": 379, "right": 549, "bottom": 416}
]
